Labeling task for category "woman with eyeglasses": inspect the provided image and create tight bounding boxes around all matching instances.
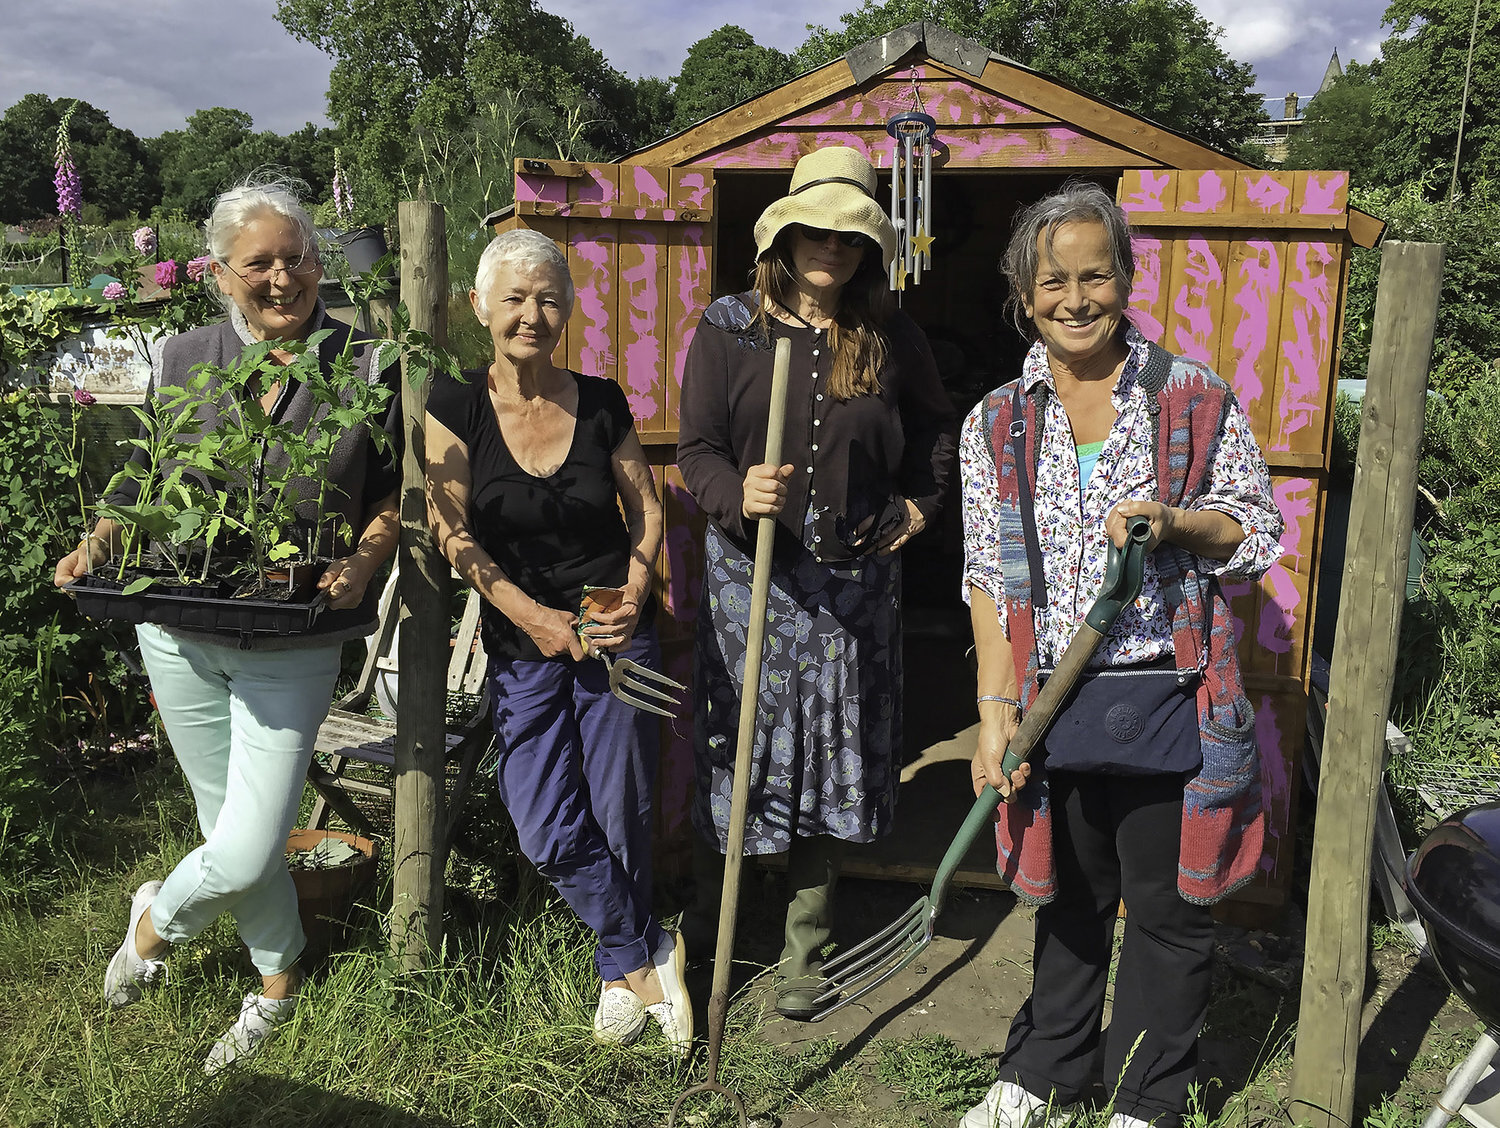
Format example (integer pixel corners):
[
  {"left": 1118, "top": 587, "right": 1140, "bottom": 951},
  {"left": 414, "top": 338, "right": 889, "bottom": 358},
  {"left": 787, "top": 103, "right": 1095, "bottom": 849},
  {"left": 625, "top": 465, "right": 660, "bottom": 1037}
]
[
  {"left": 52, "top": 175, "right": 400, "bottom": 1074},
  {"left": 676, "top": 145, "right": 957, "bottom": 1018}
]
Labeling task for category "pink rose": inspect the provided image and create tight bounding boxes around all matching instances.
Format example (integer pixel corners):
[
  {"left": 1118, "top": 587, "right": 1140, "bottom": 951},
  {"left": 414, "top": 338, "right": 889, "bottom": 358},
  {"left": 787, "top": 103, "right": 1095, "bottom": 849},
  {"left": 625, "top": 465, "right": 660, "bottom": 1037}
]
[
  {"left": 72, "top": 388, "right": 97, "bottom": 406},
  {"left": 154, "top": 259, "right": 178, "bottom": 289},
  {"left": 132, "top": 226, "right": 157, "bottom": 257},
  {"left": 186, "top": 255, "right": 212, "bottom": 283},
  {"left": 101, "top": 281, "right": 127, "bottom": 301}
]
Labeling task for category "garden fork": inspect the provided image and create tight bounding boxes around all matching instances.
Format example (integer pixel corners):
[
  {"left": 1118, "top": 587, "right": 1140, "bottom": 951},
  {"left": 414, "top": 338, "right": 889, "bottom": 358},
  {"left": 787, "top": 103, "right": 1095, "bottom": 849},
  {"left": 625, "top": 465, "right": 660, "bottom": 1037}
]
[
  {"left": 578, "top": 586, "right": 687, "bottom": 717},
  {"left": 804, "top": 516, "right": 1155, "bottom": 1021}
]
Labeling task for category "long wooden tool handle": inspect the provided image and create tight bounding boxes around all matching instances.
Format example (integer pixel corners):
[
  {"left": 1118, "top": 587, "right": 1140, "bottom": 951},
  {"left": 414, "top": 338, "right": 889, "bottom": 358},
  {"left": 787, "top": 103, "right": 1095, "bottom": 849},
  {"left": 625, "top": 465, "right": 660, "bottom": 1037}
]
[{"left": 704, "top": 336, "right": 792, "bottom": 1081}]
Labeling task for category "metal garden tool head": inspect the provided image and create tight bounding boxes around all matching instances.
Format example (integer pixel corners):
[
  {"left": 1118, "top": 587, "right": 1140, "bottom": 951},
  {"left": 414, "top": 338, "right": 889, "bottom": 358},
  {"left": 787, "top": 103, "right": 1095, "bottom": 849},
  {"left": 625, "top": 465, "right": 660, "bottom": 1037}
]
[
  {"left": 805, "top": 516, "right": 1154, "bottom": 1021},
  {"left": 577, "top": 586, "right": 687, "bottom": 717}
]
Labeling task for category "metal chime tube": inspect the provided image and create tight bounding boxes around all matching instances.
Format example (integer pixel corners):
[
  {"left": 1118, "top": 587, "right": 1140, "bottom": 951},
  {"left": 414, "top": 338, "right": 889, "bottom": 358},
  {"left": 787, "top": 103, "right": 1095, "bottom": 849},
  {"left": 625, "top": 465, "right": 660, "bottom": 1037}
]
[
  {"left": 921, "top": 141, "right": 933, "bottom": 269},
  {"left": 902, "top": 134, "right": 914, "bottom": 284}
]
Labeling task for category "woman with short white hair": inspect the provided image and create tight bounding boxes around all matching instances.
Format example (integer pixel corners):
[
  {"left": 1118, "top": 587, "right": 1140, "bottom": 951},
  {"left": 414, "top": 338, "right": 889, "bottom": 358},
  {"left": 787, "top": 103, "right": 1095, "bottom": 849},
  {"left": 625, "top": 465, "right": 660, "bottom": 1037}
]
[
  {"left": 424, "top": 228, "right": 691, "bottom": 1055},
  {"left": 53, "top": 175, "right": 401, "bottom": 1073}
]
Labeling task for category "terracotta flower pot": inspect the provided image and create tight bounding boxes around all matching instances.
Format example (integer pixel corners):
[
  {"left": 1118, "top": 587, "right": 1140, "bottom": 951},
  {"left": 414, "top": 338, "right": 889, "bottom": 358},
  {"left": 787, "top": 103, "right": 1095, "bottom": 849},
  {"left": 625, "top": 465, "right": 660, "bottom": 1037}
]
[{"left": 284, "top": 828, "right": 379, "bottom": 962}]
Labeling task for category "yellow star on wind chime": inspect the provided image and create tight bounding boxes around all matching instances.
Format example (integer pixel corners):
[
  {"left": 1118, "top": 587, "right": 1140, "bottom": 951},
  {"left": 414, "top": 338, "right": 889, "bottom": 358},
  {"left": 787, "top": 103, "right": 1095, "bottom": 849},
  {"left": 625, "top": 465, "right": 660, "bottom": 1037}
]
[{"left": 885, "top": 82, "right": 937, "bottom": 299}]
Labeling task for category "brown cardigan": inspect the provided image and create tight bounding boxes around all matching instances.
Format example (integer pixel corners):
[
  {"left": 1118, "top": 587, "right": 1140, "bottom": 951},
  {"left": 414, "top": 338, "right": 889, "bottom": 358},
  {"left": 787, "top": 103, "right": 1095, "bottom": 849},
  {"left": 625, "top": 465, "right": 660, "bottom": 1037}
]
[{"left": 677, "top": 292, "right": 957, "bottom": 565}]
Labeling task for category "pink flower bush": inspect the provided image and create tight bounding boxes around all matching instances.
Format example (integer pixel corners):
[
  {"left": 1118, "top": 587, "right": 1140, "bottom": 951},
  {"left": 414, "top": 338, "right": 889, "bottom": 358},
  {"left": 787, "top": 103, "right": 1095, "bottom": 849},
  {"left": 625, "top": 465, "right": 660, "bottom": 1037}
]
[
  {"left": 186, "top": 255, "right": 212, "bottom": 282},
  {"left": 101, "top": 281, "right": 127, "bottom": 301},
  {"left": 133, "top": 226, "right": 157, "bottom": 257},
  {"left": 154, "top": 260, "right": 179, "bottom": 290}
]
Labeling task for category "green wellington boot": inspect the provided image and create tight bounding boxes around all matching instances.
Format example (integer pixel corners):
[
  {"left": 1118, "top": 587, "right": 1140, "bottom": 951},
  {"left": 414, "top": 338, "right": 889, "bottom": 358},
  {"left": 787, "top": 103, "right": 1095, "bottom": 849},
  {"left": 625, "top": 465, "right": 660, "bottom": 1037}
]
[{"left": 774, "top": 835, "right": 847, "bottom": 1020}]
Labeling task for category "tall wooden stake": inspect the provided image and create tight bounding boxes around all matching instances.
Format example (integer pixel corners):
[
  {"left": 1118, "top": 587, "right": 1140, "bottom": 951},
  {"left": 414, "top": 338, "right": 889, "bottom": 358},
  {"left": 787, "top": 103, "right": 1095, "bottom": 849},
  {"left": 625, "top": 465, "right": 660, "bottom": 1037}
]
[
  {"left": 1290, "top": 242, "right": 1445, "bottom": 1128},
  {"left": 392, "top": 201, "right": 451, "bottom": 970}
]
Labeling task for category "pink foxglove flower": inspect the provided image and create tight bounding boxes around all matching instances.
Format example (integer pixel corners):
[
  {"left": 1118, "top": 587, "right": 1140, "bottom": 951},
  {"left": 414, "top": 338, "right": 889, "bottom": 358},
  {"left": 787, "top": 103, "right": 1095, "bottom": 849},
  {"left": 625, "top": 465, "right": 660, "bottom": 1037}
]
[
  {"left": 72, "top": 388, "right": 97, "bottom": 406},
  {"left": 53, "top": 158, "right": 82, "bottom": 218},
  {"left": 186, "top": 255, "right": 212, "bottom": 282},
  {"left": 133, "top": 226, "right": 157, "bottom": 257},
  {"left": 154, "top": 259, "right": 179, "bottom": 289},
  {"left": 101, "top": 281, "right": 127, "bottom": 301}
]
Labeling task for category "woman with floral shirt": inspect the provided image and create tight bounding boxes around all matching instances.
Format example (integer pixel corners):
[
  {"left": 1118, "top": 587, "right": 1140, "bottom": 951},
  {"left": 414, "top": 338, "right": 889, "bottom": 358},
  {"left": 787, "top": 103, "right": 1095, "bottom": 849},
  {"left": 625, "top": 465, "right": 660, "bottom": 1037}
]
[{"left": 957, "top": 182, "right": 1283, "bottom": 1128}]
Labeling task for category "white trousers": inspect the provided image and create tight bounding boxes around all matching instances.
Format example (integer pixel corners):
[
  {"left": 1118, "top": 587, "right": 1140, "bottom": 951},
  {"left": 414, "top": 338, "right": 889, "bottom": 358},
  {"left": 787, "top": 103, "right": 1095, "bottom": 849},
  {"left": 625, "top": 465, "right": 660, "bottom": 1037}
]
[{"left": 135, "top": 624, "right": 341, "bottom": 976}]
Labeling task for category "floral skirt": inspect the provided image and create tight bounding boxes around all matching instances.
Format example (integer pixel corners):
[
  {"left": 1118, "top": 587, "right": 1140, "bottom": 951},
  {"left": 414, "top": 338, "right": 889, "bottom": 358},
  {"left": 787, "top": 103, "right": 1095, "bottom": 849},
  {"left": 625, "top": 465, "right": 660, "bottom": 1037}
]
[{"left": 691, "top": 521, "right": 902, "bottom": 854}]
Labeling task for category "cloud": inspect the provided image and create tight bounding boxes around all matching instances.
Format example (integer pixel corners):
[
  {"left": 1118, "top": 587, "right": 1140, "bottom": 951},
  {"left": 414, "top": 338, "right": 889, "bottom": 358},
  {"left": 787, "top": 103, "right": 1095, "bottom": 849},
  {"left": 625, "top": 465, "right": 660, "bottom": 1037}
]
[{"left": 0, "top": 0, "right": 332, "bottom": 136}]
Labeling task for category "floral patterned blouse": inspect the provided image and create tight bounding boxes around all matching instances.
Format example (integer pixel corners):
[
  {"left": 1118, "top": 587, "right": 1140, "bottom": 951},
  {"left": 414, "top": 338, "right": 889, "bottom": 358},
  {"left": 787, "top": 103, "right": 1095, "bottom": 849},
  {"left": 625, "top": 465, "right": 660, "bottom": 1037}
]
[{"left": 960, "top": 325, "right": 1284, "bottom": 669}]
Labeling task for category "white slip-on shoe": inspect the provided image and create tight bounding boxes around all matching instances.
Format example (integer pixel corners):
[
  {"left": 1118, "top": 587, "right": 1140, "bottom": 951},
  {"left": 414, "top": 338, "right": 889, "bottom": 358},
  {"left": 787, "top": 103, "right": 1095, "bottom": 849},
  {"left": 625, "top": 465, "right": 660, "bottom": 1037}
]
[
  {"left": 1105, "top": 1113, "right": 1155, "bottom": 1128},
  {"left": 644, "top": 929, "right": 693, "bottom": 1058},
  {"left": 103, "top": 880, "right": 166, "bottom": 1007},
  {"left": 203, "top": 993, "right": 298, "bottom": 1076},
  {"left": 959, "top": 1080, "right": 1055, "bottom": 1128},
  {"left": 593, "top": 985, "right": 649, "bottom": 1045}
]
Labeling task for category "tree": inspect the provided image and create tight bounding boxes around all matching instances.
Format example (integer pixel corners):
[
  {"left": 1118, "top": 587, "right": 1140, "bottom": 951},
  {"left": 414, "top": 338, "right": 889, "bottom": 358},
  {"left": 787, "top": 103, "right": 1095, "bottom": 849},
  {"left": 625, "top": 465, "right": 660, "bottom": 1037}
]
[
  {"left": 148, "top": 108, "right": 339, "bottom": 219},
  {"left": 795, "top": 0, "right": 1265, "bottom": 154},
  {"left": 1284, "top": 62, "right": 1389, "bottom": 185},
  {"left": 1373, "top": 0, "right": 1500, "bottom": 194},
  {"left": 275, "top": 0, "right": 659, "bottom": 213},
  {"left": 0, "top": 95, "right": 158, "bottom": 222},
  {"left": 670, "top": 26, "right": 794, "bottom": 132}
]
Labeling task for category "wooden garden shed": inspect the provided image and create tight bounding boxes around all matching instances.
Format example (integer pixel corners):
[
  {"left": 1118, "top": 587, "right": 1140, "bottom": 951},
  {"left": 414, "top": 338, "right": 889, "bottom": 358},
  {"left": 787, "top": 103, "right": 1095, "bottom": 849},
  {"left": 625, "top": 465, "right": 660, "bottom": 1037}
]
[{"left": 488, "top": 21, "right": 1383, "bottom": 919}]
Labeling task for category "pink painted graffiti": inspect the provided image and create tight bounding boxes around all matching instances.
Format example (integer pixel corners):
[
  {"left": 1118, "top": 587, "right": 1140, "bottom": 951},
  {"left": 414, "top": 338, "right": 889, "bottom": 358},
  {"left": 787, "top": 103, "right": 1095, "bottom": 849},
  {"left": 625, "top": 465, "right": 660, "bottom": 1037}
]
[
  {"left": 671, "top": 225, "right": 709, "bottom": 393},
  {"left": 1243, "top": 174, "right": 1291, "bottom": 213},
  {"left": 571, "top": 235, "right": 616, "bottom": 376},
  {"left": 1300, "top": 172, "right": 1348, "bottom": 215},
  {"left": 575, "top": 166, "right": 618, "bottom": 205},
  {"left": 517, "top": 173, "right": 564, "bottom": 205},
  {"left": 675, "top": 171, "right": 710, "bottom": 209},
  {"left": 619, "top": 232, "right": 665, "bottom": 422},
  {"left": 1254, "top": 690, "right": 1289, "bottom": 874},
  {"left": 786, "top": 83, "right": 1036, "bottom": 128},
  {"left": 1256, "top": 478, "right": 1314, "bottom": 658},
  {"left": 1122, "top": 171, "right": 1172, "bottom": 213},
  {"left": 1180, "top": 170, "right": 1229, "bottom": 214},
  {"left": 1227, "top": 240, "right": 1280, "bottom": 417},
  {"left": 1275, "top": 242, "right": 1334, "bottom": 446},
  {"left": 1169, "top": 237, "right": 1223, "bottom": 365},
  {"left": 630, "top": 166, "right": 668, "bottom": 208},
  {"left": 1127, "top": 235, "right": 1167, "bottom": 341}
]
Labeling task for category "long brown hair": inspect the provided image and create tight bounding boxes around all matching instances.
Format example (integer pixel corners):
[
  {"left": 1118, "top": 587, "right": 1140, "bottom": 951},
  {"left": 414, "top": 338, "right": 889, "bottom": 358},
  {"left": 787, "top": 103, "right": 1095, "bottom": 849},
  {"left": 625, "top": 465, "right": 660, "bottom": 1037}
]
[{"left": 752, "top": 236, "right": 892, "bottom": 400}]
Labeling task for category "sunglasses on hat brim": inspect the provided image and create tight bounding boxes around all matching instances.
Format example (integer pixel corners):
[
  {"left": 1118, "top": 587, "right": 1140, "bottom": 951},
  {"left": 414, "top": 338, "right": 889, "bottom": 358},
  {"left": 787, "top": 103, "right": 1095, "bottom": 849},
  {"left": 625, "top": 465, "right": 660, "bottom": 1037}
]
[{"left": 794, "top": 224, "right": 871, "bottom": 250}]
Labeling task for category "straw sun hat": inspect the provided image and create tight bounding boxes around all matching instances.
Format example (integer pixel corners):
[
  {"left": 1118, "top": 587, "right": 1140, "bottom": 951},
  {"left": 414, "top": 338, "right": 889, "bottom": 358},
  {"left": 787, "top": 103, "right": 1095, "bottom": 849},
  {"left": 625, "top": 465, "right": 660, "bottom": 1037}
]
[{"left": 753, "top": 146, "right": 897, "bottom": 271}]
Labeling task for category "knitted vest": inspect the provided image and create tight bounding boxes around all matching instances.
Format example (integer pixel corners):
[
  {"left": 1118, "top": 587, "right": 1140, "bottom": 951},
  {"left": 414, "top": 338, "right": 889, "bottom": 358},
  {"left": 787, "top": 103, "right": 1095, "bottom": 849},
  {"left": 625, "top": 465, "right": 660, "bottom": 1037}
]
[
  {"left": 156, "top": 312, "right": 382, "bottom": 561},
  {"left": 982, "top": 341, "right": 1264, "bottom": 906}
]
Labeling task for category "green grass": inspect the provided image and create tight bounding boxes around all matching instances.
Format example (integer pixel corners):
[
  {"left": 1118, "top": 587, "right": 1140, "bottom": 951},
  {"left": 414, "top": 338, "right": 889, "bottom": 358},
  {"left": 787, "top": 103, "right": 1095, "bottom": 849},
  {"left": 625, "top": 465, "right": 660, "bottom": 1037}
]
[{"left": 0, "top": 748, "right": 1473, "bottom": 1128}]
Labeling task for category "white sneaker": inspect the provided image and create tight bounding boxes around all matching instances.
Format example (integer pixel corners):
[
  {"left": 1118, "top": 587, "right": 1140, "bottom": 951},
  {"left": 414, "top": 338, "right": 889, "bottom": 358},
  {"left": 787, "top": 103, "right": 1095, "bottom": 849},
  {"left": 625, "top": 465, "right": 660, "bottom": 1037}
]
[
  {"left": 593, "top": 985, "right": 648, "bottom": 1045},
  {"left": 103, "top": 881, "right": 166, "bottom": 1007},
  {"left": 645, "top": 930, "right": 693, "bottom": 1058},
  {"left": 203, "top": 993, "right": 298, "bottom": 1076},
  {"left": 1106, "top": 1114, "right": 1154, "bottom": 1128},
  {"left": 959, "top": 1080, "right": 1055, "bottom": 1128}
]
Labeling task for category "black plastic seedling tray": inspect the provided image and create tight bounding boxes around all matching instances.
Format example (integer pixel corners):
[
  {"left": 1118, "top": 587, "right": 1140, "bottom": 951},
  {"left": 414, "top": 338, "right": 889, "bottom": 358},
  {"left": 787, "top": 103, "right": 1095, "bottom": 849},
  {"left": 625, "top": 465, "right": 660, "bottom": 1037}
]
[{"left": 67, "top": 573, "right": 327, "bottom": 636}]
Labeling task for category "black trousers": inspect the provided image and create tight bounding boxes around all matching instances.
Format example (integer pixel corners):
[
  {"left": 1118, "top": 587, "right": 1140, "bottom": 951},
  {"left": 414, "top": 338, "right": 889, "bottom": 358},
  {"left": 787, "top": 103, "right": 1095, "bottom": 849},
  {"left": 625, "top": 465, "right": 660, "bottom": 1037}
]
[{"left": 998, "top": 771, "right": 1214, "bottom": 1127}]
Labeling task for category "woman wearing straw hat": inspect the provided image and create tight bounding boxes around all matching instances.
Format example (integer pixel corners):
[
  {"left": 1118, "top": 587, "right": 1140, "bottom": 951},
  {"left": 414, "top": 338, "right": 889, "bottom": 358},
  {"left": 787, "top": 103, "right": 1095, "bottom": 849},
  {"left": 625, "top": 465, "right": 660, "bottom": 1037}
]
[{"left": 677, "top": 145, "right": 958, "bottom": 1018}]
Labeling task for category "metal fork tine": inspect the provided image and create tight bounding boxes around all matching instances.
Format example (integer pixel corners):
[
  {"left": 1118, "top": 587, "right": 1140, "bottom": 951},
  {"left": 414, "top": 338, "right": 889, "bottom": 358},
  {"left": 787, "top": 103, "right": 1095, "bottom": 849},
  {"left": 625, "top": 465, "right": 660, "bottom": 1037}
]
[
  {"left": 610, "top": 685, "right": 680, "bottom": 718},
  {"left": 821, "top": 900, "right": 927, "bottom": 977},
  {"left": 614, "top": 672, "right": 681, "bottom": 705},
  {"left": 614, "top": 658, "right": 687, "bottom": 693}
]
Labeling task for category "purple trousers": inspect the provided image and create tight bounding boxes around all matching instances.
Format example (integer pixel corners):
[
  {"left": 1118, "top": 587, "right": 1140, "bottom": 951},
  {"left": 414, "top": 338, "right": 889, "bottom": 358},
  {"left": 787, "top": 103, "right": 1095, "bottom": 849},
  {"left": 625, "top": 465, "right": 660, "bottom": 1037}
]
[{"left": 488, "top": 627, "right": 664, "bottom": 980}]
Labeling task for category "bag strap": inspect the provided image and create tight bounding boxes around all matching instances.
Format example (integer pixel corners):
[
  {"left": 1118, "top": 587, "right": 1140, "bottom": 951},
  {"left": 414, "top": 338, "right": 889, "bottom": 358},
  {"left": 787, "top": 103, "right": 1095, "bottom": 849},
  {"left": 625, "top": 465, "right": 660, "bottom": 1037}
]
[{"left": 1008, "top": 383, "right": 1050, "bottom": 615}]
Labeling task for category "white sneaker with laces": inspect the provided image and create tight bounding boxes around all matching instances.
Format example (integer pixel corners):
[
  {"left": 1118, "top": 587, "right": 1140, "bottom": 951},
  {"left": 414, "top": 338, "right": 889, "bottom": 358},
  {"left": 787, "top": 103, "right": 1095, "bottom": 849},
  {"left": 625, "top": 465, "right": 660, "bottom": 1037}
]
[
  {"left": 103, "top": 880, "right": 166, "bottom": 1007},
  {"left": 593, "top": 985, "right": 648, "bottom": 1045},
  {"left": 1106, "top": 1113, "right": 1154, "bottom": 1128},
  {"left": 203, "top": 993, "right": 298, "bottom": 1076},
  {"left": 959, "top": 1080, "right": 1054, "bottom": 1128},
  {"left": 645, "top": 929, "right": 693, "bottom": 1057}
]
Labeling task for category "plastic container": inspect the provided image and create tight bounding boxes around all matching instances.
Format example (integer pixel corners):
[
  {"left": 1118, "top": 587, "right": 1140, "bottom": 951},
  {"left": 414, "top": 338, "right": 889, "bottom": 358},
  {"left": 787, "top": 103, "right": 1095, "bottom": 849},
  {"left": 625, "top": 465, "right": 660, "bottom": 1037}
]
[{"left": 67, "top": 572, "right": 326, "bottom": 636}]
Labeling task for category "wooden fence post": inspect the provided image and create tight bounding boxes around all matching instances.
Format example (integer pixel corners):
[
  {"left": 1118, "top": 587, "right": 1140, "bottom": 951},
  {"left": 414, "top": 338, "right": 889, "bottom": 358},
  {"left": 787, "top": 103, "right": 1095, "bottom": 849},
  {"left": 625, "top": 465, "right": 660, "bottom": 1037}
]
[
  {"left": 1289, "top": 241, "right": 1445, "bottom": 1127},
  {"left": 391, "top": 201, "right": 451, "bottom": 971}
]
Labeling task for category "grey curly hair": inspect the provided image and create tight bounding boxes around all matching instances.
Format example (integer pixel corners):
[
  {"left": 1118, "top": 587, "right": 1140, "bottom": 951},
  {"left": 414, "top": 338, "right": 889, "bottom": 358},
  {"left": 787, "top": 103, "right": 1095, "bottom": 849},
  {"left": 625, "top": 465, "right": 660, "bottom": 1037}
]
[{"left": 1000, "top": 180, "right": 1135, "bottom": 339}]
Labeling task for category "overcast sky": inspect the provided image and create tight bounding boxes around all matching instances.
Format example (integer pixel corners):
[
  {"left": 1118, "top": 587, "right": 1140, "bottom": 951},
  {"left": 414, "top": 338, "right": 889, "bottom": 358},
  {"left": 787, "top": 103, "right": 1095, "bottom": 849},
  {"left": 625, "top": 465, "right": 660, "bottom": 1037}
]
[{"left": 1, "top": 0, "right": 1390, "bottom": 138}]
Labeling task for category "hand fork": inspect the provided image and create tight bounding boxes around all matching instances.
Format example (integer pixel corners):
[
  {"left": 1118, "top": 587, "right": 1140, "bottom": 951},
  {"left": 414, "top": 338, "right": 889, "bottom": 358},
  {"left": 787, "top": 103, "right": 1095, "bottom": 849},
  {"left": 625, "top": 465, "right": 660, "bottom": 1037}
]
[
  {"left": 805, "top": 516, "right": 1155, "bottom": 1021},
  {"left": 599, "top": 650, "right": 686, "bottom": 717}
]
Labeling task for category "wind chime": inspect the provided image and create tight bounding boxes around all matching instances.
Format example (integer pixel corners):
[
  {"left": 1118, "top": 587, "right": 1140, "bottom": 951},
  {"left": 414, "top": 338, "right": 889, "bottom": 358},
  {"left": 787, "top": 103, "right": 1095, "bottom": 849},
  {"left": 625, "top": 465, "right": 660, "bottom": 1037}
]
[{"left": 885, "top": 86, "right": 937, "bottom": 295}]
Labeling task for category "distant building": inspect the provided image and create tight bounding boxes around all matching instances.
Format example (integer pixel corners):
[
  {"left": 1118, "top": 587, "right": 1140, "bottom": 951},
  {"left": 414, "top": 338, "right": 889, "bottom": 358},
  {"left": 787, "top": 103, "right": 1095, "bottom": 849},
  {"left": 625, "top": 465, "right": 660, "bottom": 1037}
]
[{"left": 1254, "top": 50, "right": 1343, "bottom": 163}]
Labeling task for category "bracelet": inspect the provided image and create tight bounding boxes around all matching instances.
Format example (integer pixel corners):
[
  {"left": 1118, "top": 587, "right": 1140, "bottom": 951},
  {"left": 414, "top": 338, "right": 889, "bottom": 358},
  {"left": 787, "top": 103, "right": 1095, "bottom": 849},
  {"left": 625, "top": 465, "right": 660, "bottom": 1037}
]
[{"left": 977, "top": 694, "right": 1022, "bottom": 709}]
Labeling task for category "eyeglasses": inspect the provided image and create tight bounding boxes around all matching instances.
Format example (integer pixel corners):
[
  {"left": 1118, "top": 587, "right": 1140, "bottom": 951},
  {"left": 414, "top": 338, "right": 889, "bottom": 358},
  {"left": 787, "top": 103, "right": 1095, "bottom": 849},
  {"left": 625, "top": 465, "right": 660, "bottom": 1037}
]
[
  {"left": 223, "top": 256, "right": 322, "bottom": 285},
  {"left": 795, "top": 225, "right": 870, "bottom": 250}
]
